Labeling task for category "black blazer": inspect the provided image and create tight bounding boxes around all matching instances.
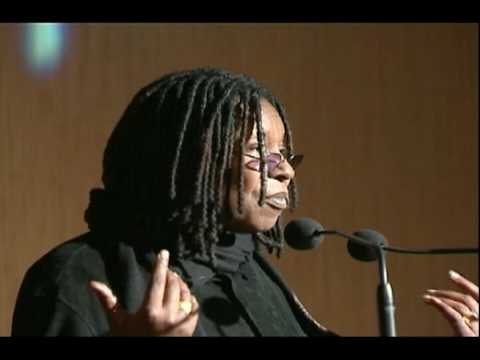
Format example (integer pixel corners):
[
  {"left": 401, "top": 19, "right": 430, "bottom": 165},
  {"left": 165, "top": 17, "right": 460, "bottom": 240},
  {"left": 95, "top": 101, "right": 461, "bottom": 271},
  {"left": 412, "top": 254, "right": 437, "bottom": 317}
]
[{"left": 11, "top": 231, "right": 336, "bottom": 336}]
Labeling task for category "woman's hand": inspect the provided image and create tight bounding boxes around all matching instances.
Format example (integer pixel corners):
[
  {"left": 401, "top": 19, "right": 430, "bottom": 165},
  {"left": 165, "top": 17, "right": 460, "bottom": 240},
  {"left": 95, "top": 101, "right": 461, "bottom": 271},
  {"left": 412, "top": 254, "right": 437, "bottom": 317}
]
[
  {"left": 89, "top": 249, "right": 199, "bottom": 336},
  {"left": 423, "top": 270, "right": 478, "bottom": 336}
]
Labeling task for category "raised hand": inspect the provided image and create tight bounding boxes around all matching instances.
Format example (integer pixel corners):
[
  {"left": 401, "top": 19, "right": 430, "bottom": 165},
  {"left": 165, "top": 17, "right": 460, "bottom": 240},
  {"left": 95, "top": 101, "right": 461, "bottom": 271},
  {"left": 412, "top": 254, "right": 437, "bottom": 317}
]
[
  {"left": 423, "top": 270, "right": 478, "bottom": 337},
  {"left": 90, "top": 249, "right": 199, "bottom": 336}
]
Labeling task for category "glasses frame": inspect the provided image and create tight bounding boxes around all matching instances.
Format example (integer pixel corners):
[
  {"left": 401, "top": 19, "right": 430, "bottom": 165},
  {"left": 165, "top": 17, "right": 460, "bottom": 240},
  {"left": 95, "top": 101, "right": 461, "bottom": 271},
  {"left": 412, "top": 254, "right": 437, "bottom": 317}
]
[{"left": 244, "top": 152, "right": 304, "bottom": 175}]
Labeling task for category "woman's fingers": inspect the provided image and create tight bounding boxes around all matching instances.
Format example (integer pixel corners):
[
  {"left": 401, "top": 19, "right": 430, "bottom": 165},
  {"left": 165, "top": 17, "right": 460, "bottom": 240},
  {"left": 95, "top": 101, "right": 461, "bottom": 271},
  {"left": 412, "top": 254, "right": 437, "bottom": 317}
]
[
  {"left": 163, "top": 271, "right": 181, "bottom": 317},
  {"left": 174, "top": 292, "right": 200, "bottom": 336},
  {"left": 423, "top": 294, "right": 476, "bottom": 336},
  {"left": 89, "top": 280, "right": 127, "bottom": 327},
  {"left": 177, "top": 277, "right": 193, "bottom": 317},
  {"left": 433, "top": 297, "right": 476, "bottom": 319},
  {"left": 143, "top": 249, "right": 170, "bottom": 310},
  {"left": 89, "top": 281, "right": 118, "bottom": 311},
  {"left": 189, "top": 295, "right": 200, "bottom": 320},
  {"left": 90, "top": 249, "right": 199, "bottom": 336},
  {"left": 157, "top": 270, "right": 199, "bottom": 336},
  {"left": 423, "top": 271, "right": 479, "bottom": 337},
  {"left": 448, "top": 270, "right": 479, "bottom": 301},
  {"left": 426, "top": 289, "right": 478, "bottom": 315}
]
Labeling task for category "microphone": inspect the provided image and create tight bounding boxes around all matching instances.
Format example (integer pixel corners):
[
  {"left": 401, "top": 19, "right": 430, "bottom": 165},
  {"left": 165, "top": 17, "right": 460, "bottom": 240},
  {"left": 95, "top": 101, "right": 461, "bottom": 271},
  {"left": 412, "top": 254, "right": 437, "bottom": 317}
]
[
  {"left": 348, "top": 229, "right": 387, "bottom": 262},
  {"left": 284, "top": 218, "right": 478, "bottom": 256},
  {"left": 284, "top": 218, "right": 383, "bottom": 261},
  {"left": 285, "top": 217, "right": 479, "bottom": 336},
  {"left": 284, "top": 217, "right": 325, "bottom": 250},
  {"left": 284, "top": 218, "right": 395, "bottom": 336}
]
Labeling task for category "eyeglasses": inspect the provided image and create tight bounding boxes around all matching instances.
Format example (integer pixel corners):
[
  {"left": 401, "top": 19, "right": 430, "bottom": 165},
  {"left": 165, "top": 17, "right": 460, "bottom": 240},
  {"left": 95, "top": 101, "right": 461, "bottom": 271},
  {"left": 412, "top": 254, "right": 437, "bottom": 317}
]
[{"left": 244, "top": 151, "right": 304, "bottom": 175}]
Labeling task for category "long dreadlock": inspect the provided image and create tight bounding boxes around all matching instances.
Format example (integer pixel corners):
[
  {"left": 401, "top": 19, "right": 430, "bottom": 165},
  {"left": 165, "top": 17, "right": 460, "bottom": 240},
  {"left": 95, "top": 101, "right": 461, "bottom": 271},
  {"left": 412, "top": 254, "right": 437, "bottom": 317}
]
[{"left": 84, "top": 68, "right": 298, "bottom": 266}]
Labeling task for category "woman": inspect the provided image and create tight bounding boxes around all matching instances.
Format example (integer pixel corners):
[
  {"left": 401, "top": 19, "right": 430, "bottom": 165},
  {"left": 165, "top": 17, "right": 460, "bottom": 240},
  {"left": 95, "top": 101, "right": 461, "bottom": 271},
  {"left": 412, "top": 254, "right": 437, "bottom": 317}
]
[{"left": 11, "top": 68, "right": 478, "bottom": 336}]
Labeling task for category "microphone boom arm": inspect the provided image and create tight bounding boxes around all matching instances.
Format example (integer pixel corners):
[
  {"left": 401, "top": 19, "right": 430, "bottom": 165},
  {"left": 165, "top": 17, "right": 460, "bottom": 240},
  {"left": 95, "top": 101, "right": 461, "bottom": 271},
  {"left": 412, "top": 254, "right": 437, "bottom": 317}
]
[
  {"left": 318, "top": 229, "right": 396, "bottom": 336},
  {"left": 383, "top": 246, "right": 478, "bottom": 255},
  {"left": 318, "top": 230, "right": 478, "bottom": 255}
]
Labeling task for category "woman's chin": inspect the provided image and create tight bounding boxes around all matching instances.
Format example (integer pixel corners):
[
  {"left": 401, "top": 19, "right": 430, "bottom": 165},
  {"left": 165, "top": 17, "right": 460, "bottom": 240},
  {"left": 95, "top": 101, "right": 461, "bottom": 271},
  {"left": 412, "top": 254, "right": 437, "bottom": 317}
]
[
  {"left": 224, "top": 205, "right": 281, "bottom": 233},
  {"left": 226, "top": 218, "right": 277, "bottom": 234}
]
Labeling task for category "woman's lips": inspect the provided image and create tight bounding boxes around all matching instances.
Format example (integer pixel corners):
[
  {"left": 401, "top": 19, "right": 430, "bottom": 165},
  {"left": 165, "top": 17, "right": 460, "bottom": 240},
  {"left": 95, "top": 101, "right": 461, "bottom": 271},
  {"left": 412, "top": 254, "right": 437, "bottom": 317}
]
[{"left": 265, "top": 192, "right": 289, "bottom": 210}]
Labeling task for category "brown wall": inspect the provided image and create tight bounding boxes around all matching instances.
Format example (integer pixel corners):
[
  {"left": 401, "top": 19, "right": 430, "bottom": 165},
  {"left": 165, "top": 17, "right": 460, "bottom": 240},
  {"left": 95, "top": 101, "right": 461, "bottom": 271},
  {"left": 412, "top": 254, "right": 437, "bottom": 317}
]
[{"left": 0, "top": 23, "right": 477, "bottom": 336}]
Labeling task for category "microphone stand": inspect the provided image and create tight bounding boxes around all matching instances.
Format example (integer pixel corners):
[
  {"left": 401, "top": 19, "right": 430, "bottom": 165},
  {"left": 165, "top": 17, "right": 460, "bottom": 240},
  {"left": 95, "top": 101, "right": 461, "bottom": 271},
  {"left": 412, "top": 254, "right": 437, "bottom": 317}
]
[
  {"left": 376, "top": 246, "right": 396, "bottom": 336},
  {"left": 319, "top": 230, "right": 396, "bottom": 336}
]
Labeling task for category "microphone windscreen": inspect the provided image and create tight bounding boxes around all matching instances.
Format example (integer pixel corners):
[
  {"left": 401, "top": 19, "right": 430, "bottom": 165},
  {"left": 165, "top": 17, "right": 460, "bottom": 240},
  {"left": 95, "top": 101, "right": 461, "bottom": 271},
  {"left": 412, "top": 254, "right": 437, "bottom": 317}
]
[
  {"left": 348, "top": 229, "right": 388, "bottom": 262},
  {"left": 284, "top": 218, "right": 325, "bottom": 250}
]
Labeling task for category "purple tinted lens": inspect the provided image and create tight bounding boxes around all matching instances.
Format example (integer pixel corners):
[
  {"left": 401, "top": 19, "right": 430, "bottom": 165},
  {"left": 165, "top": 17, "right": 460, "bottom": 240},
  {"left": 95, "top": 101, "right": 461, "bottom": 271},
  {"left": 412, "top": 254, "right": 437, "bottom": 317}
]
[
  {"left": 246, "top": 159, "right": 260, "bottom": 171},
  {"left": 267, "top": 153, "right": 282, "bottom": 172}
]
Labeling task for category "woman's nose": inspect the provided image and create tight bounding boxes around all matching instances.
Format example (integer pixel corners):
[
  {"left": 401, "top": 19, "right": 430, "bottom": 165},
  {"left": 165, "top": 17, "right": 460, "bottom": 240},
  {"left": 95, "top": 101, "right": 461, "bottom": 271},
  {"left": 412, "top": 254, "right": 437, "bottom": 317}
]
[{"left": 270, "top": 159, "right": 295, "bottom": 184}]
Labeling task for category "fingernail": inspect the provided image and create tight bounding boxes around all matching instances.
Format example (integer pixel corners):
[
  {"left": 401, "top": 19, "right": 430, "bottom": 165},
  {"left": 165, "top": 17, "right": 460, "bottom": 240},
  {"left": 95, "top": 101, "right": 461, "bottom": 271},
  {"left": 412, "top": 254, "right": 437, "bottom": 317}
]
[
  {"left": 159, "top": 249, "right": 169, "bottom": 262},
  {"left": 449, "top": 270, "right": 461, "bottom": 279},
  {"left": 423, "top": 294, "right": 440, "bottom": 304},
  {"left": 90, "top": 281, "right": 114, "bottom": 296},
  {"left": 89, "top": 280, "right": 104, "bottom": 290},
  {"left": 422, "top": 294, "right": 433, "bottom": 302},
  {"left": 426, "top": 289, "right": 437, "bottom": 294}
]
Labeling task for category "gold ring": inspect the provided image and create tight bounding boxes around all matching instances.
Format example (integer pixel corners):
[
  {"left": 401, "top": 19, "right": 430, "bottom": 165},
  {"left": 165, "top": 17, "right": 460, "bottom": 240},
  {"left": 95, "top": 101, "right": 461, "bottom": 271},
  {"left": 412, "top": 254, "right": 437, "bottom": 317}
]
[
  {"left": 462, "top": 312, "right": 478, "bottom": 328},
  {"left": 463, "top": 315, "right": 471, "bottom": 327},
  {"left": 179, "top": 300, "right": 192, "bottom": 315}
]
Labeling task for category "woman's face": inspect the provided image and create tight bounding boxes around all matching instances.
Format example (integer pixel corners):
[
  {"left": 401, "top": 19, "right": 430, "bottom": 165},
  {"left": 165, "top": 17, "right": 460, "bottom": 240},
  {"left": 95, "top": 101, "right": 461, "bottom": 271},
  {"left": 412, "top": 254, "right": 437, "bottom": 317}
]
[{"left": 226, "top": 99, "right": 295, "bottom": 233}]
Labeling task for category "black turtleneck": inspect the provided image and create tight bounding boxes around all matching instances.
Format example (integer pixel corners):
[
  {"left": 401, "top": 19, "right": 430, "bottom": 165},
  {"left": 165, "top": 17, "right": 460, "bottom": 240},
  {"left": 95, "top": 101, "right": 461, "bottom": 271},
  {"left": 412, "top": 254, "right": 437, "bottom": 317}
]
[{"left": 174, "top": 233, "right": 306, "bottom": 336}]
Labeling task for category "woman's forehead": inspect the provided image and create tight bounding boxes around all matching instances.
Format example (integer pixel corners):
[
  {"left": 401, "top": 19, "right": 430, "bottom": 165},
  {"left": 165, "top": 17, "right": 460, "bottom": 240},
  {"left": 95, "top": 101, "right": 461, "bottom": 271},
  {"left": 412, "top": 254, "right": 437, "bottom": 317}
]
[{"left": 247, "top": 100, "right": 286, "bottom": 144}]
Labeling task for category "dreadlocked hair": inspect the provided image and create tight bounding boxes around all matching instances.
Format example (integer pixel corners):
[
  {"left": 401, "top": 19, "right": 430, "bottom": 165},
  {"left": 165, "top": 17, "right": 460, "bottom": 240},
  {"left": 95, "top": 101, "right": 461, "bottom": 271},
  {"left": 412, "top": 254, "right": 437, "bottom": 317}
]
[{"left": 84, "top": 67, "right": 297, "bottom": 266}]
